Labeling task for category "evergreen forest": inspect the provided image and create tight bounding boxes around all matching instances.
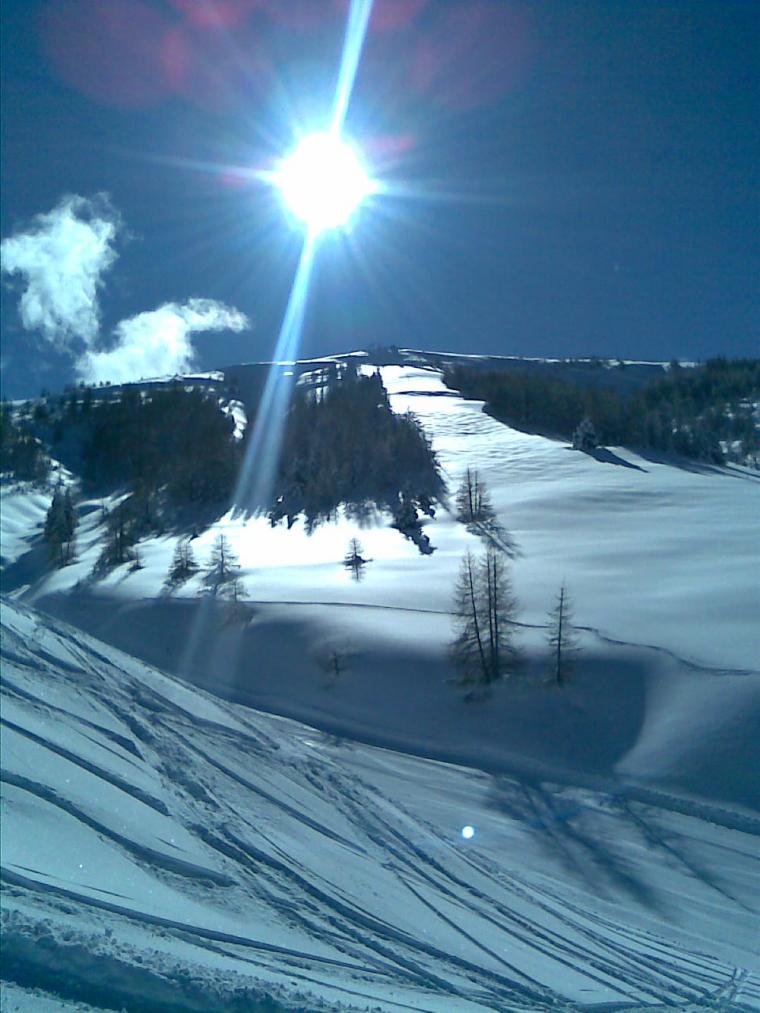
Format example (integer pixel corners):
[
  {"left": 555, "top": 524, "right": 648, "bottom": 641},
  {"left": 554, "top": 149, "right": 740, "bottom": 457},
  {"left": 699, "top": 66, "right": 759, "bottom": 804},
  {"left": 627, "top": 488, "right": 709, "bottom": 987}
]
[
  {"left": 443, "top": 358, "right": 760, "bottom": 465},
  {"left": 270, "top": 366, "right": 444, "bottom": 529}
]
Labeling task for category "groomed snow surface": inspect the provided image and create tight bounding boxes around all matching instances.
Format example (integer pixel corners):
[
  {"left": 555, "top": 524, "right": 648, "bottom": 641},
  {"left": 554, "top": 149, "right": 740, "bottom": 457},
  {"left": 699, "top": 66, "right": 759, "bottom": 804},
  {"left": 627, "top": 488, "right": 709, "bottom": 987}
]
[{"left": 2, "top": 363, "right": 760, "bottom": 1009}]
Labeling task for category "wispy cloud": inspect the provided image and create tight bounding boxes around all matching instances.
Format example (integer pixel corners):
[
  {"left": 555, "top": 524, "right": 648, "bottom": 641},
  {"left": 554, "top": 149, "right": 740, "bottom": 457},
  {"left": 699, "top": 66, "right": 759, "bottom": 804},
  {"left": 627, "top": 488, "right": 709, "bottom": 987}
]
[
  {"left": 78, "top": 299, "right": 249, "bottom": 384},
  {"left": 2, "top": 195, "right": 251, "bottom": 386},
  {"left": 1, "top": 194, "right": 120, "bottom": 349}
]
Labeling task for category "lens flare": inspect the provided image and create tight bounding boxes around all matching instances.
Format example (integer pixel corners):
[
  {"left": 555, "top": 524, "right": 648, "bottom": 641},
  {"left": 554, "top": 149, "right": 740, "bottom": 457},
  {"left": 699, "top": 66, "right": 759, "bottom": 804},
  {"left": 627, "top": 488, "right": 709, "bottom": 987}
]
[{"left": 274, "top": 132, "right": 375, "bottom": 234}]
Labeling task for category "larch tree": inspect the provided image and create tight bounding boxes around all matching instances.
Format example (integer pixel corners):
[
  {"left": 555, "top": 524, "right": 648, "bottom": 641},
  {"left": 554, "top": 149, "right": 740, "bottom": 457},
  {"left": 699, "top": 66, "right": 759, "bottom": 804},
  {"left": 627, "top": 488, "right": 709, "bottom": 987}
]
[
  {"left": 164, "top": 539, "right": 199, "bottom": 589},
  {"left": 204, "top": 533, "right": 246, "bottom": 600},
  {"left": 546, "top": 583, "right": 579, "bottom": 686},
  {"left": 454, "top": 468, "right": 495, "bottom": 527},
  {"left": 451, "top": 548, "right": 519, "bottom": 685},
  {"left": 481, "top": 547, "right": 519, "bottom": 682},
  {"left": 343, "top": 537, "right": 366, "bottom": 581}
]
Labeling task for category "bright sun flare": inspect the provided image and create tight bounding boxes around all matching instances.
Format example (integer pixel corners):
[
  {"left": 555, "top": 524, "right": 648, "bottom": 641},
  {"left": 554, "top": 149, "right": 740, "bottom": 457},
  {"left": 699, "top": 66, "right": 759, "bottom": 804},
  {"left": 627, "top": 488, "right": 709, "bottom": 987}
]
[{"left": 274, "top": 132, "right": 375, "bottom": 234}]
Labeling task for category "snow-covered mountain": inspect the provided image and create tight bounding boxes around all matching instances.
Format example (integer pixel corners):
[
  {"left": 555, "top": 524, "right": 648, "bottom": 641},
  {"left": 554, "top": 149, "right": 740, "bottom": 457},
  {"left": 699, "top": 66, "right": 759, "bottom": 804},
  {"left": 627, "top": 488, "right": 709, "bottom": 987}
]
[{"left": 2, "top": 356, "right": 759, "bottom": 1010}]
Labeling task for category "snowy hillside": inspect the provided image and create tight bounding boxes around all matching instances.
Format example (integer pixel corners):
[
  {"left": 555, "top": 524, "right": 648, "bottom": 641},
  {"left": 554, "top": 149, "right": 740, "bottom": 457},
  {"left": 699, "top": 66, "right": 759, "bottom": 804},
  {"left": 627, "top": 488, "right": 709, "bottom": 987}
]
[
  {"left": 4, "top": 364, "right": 759, "bottom": 804},
  {"left": 10, "top": 362, "right": 759, "bottom": 673},
  {"left": 2, "top": 356, "right": 760, "bottom": 1009},
  {"left": 2, "top": 598, "right": 759, "bottom": 1011}
]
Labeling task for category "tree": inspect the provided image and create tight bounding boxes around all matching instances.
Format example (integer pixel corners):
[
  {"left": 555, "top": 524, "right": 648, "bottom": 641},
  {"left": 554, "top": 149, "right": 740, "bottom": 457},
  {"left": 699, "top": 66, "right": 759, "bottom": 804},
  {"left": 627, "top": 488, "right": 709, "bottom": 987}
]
[
  {"left": 454, "top": 468, "right": 495, "bottom": 527},
  {"left": 546, "top": 583, "right": 579, "bottom": 686},
  {"left": 44, "top": 485, "right": 77, "bottom": 566},
  {"left": 99, "top": 498, "right": 137, "bottom": 568},
  {"left": 343, "top": 537, "right": 366, "bottom": 581},
  {"left": 320, "top": 648, "right": 347, "bottom": 683},
  {"left": 204, "top": 533, "right": 241, "bottom": 594},
  {"left": 164, "top": 539, "right": 198, "bottom": 589},
  {"left": 451, "top": 548, "right": 519, "bottom": 686},
  {"left": 572, "top": 417, "right": 598, "bottom": 452},
  {"left": 0, "top": 404, "right": 49, "bottom": 482}
]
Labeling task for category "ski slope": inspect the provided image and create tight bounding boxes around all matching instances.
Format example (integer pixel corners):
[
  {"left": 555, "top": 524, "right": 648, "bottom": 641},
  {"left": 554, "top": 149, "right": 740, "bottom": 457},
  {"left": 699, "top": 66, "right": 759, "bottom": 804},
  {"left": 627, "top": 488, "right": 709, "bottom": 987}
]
[
  {"left": 383, "top": 365, "right": 760, "bottom": 672},
  {"left": 2, "top": 357, "right": 760, "bottom": 1008},
  {"left": 5, "top": 362, "right": 758, "bottom": 809},
  {"left": 2, "top": 598, "right": 759, "bottom": 1011},
  {"left": 14, "top": 364, "right": 759, "bottom": 676}
]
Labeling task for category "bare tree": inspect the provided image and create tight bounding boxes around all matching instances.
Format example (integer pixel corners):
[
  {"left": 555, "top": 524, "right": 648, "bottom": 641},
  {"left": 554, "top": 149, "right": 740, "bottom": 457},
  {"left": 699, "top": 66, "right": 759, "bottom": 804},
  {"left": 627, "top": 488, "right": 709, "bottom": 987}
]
[
  {"left": 316, "top": 644, "right": 350, "bottom": 686},
  {"left": 453, "top": 467, "right": 520, "bottom": 558},
  {"left": 481, "top": 547, "right": 519, "bottom": 681},
  {"left": 164, "top": 539, "right": 198, "bottom": 591},
  {"left": 454, "top": 468, "right": 495, "bottom": 527},
  {"left": 546, "top": 583, "right": 579, "bottom": 686},
  {"left": 452, "top": 550, "right": 488, "bottom": 683},
  {"left": 451, "top": 548, "right": 519, "bottom": 685},
  {"left": 204, "top": 533, "right": 241, "bottom": 594}
]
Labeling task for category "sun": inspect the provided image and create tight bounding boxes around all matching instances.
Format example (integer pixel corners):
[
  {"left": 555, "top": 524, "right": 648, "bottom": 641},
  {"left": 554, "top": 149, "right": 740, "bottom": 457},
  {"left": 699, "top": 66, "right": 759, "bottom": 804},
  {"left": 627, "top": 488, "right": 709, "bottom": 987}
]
[{"left": 273, "top": 132, "right": 375, "bottom": 234}]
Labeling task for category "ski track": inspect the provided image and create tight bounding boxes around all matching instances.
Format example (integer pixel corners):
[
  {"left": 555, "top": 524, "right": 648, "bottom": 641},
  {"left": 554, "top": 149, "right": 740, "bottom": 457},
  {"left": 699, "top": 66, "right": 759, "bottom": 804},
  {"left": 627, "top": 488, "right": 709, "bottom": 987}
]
[
  {"left": 4, "top": 355, "right": 760, "bottom": 1012},
  {"left": 3, "top": 600, "right": 758, "bottom": 1010}
]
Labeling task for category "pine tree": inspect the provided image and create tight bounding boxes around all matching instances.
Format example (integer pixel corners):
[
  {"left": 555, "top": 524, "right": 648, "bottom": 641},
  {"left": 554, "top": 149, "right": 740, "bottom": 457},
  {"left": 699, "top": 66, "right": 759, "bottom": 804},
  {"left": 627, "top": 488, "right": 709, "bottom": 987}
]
[
  {"left": 546, "top": 583, "right": 579, "bottom": 686},
  {"left": 451, "top": 548, "right": 519, "bottom": 685},
  {"left": 572, "top": 417, "right": 598, "bottom": 452},
  {"left": 44, "top": 486, "right": 77, "bottom": 567}
]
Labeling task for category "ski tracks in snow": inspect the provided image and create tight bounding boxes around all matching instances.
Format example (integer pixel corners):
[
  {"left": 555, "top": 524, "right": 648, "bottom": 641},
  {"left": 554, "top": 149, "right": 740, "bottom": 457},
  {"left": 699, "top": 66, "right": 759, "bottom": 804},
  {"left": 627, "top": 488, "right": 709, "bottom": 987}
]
[{"left": 2, "top": 599, "right": 759, "bottom": 1011}]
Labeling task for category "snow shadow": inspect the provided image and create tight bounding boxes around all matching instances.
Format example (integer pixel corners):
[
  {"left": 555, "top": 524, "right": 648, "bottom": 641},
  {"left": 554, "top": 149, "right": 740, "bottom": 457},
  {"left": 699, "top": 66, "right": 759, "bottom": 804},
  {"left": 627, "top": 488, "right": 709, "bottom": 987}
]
[
  {"left": 568, "top": 446, "right": 648, "bottom": 472},
  {"left": 37, "top": 594, "right": 653, "bottom": 795},
  {"left": 0, "top": 536, "right": 51, "bottom": 593},
  {"left": 633, "top": 447, "right": 760, "bottom": 481},
  {"left": 487, "top": 776, "right": 665, "bottom": 911}
]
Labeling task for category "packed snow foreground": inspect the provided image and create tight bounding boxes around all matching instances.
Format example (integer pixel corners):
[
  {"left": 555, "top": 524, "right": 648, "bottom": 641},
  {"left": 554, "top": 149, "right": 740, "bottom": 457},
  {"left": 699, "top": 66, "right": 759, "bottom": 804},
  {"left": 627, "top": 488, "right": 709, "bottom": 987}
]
[
  {"left": 2, "top": 362, "right": 760, "bottom": 1009},
  {"left": 2, "top": 599, "right": 759, "bottom": 1011}
]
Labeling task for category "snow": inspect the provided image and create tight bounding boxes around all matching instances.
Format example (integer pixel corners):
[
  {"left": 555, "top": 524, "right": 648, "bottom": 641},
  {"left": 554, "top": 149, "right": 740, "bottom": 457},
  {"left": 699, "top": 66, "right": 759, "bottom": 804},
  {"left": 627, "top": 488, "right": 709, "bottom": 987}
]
[
  {"left": 221, "top": 397, "right": 247, "bottom": 440},
  {"left": 2, "top": 355, "right": 760, "bottom": 1009},
  {"left": 0, "top": 484, "right": 52, "bottom": 569},
  {"left": 4, "top": 365, "right": 757, "bottom": 806},
  {"left": 0, "top": 982, "right": 104, "bottom": 1011},
  {"left": 8, "top": 364, "right": 757, "bottom": 675},
  {"left": 382, "top": 365, "right": 760, "bottom": 672},
  {"left": 2, "top": 598, "right": 759, "bottom": 1010}
]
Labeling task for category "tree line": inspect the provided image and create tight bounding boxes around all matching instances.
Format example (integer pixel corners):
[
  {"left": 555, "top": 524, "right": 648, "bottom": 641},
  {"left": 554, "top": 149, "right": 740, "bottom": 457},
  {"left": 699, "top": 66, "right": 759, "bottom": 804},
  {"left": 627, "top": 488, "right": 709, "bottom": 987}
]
[
  {"left": 74, "top": 386, "right": 241, "bottom": 509},
  {"left": 0, "top": 403, "right": 50, "bottom": 481},
  {"left": 443, "top": 358, "right": 760, "bottom": 465},
  {"left": 269, "top": 366, "right": 444, "bottom": 531}
]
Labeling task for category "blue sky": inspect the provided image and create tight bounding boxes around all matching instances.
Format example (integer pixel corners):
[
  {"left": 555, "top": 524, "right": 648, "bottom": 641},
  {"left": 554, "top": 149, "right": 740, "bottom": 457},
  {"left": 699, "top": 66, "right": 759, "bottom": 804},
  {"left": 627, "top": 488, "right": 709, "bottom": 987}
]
[{"left": 1, "top": 0, "right": 758, "bottom": 397}]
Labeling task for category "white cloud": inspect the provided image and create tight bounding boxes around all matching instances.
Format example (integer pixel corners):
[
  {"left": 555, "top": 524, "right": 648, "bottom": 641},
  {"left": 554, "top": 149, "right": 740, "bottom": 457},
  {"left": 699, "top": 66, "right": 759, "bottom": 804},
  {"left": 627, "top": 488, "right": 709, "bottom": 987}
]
[
  {"left": 2, "top": 195, "right": 250, "bottom": 386},
  {"left": 1, "top": 194, "right": 119, "bottom": 348},
  {"left": 78, "top": 298, "right": 249, "bottom": 385}
]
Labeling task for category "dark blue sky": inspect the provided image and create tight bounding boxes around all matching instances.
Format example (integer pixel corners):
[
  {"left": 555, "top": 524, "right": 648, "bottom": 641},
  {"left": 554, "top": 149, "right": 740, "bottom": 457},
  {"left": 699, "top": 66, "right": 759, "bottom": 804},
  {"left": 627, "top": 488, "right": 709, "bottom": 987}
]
[{"left": 2, "top": 0, "right": 758, "bottom": 397}]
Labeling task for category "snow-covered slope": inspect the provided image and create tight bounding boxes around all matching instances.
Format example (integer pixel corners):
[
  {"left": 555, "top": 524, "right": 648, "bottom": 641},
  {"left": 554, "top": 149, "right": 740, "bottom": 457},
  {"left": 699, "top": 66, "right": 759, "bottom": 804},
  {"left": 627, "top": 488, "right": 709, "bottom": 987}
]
[
  {"left": 385, "top": 365, "right": 760, "bottom": 671},
  {"left": 2, "top": 598, "right": 759, "bottom": 1011},
  {"left": 3, "top": 359, "right": 760, "bottom": 1009},
  {"left": 9, "top": 364, "right": 758, "bottom": 673},
  {"left": 4, "top": 364, "right": 758, "bottom": 812}
]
